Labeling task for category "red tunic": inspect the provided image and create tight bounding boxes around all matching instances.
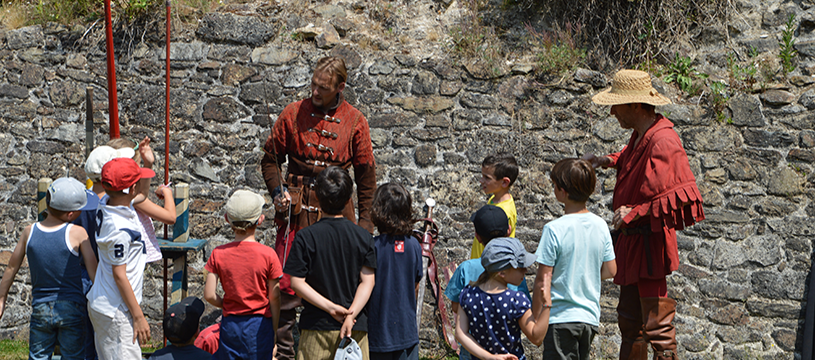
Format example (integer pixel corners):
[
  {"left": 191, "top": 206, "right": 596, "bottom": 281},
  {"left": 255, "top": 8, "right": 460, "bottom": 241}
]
[
  {"left": 261, "top": 97, "right": 376, "bottom": 295},
  {"left": 606, "top": 115, "right": 704, "bottom": 285}
]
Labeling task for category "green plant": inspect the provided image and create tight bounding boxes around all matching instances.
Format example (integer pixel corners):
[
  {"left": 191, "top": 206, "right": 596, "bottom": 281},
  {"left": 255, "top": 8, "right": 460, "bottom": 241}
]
[
  {"left": 779, "top": 13, "right": 798, "bottom": 75},
  {"left": 708, "top": 80, "right": 730, "bottom": 122},
  {"left": 447, "top": 0, "right": 503, "bottom": 71},
  {"left": 663, "top": 53, "right": 708, "bottom": 94},
  {"left": 525, "top": 22, "right": 586, "bottom": 75},
  {"left": 748, "top": 45, "right": 760, "bottom": 58},
  {"left": 726, "top": 53, "right": 758, "bottom": 91}
]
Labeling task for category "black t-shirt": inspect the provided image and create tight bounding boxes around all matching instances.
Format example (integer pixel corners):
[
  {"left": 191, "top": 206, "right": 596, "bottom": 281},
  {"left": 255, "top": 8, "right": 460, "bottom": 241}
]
[{"left": 284, "top": 217, "right": 377, "bottom": 332}]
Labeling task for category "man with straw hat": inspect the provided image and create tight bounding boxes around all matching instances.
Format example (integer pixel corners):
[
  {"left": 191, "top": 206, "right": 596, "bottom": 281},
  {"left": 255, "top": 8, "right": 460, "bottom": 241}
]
[{"left": 584, "top": 70, "right": 705, "bottom": 360}]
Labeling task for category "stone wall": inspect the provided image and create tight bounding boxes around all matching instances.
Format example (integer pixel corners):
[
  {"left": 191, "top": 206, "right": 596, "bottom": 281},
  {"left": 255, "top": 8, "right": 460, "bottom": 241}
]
[{"left": 0, "top": 0, "right": 814, "bottom": 358}]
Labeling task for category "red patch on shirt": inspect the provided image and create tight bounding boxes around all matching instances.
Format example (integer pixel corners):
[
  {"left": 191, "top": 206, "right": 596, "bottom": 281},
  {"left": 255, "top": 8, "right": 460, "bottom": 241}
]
[{"left": 394, "top": 241, "right": 404, "bottom": 253}]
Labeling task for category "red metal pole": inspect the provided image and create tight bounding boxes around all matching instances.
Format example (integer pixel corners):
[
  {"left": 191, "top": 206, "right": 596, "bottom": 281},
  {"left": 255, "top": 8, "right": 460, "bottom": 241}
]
[
  {"left": 164, "top": 0, "right": 171, "bottom": 227},
  {"left": 104, "top": 0, "right": 120, "bottom": 139},
  {"left": 162, "top": 0, "right": 171, "bottom": 348}
]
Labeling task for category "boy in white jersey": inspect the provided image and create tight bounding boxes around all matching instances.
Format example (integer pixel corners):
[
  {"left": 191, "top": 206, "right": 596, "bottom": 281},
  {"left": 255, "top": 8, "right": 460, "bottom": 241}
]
[{"left": 87, "top": 157, "right": 155, "bottom": 359}]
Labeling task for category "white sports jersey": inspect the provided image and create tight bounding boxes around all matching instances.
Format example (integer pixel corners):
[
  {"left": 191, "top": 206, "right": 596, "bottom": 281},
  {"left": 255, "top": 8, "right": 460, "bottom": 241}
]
[{"left": 87, "top": 203, "right": 147, "bottom": 318}]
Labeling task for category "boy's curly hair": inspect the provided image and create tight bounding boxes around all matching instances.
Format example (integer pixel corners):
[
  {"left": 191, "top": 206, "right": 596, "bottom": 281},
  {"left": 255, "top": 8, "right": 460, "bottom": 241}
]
[
  {"left": 482, "top": 152, "right": 519, "bottom": 186},
  {"left": 371, "top": 182, "right": 414, "bottom": 236},
  {"left": 550, "top": 158, "right": 596, "bottom": 202}
]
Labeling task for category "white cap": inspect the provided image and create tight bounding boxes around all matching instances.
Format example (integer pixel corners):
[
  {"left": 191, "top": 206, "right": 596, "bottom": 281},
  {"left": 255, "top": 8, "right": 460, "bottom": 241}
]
[{"left": 85, "top": 146, "right": 135, "bottom": 182}]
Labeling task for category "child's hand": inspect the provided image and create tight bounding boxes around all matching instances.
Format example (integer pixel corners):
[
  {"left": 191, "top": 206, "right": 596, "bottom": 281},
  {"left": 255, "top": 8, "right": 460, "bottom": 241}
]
[
  {"left": 156, "top": 183, "right": 173, "bottom": 200},
  {"left": 139, "top": 136, "right": 155, "bottom": 167},
  {"left": 328, "top": 305, "right": 352, "bottom": 324},
  {"left": 487, "top": 354, "right": 518, "bottom": 360},
  {"left": 133, "top": 316, "right": 151, "bottom": 345},
  {"left": 340, "top": 315, "right": 356, "bottom": 338}
]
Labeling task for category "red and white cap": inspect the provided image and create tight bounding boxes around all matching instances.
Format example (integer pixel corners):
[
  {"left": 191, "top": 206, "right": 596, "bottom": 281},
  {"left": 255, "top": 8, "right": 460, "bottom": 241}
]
[{"left": 101, "top": 158, "right": 155, "bottom": 192}]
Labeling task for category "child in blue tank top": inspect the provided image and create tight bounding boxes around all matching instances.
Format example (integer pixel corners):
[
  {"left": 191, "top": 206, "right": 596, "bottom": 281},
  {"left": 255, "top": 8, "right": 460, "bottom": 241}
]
[
  {"left": 0, "top": 177, "right": 99, "bottom": 360},
  {"left": 455, "top": 237, "right": 550, "bottom": 360},
  {"left": 366, "top": 183, "right": 424, "bottom": 360}
]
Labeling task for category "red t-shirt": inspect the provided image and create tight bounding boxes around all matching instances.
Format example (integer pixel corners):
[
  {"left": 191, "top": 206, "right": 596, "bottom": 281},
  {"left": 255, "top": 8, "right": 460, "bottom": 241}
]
[
  {"left": 205, "top": 241, "right": 283, "bottom": 317},
  {"left": 194, "top": 323, "right": 220, "bottom": 354}
]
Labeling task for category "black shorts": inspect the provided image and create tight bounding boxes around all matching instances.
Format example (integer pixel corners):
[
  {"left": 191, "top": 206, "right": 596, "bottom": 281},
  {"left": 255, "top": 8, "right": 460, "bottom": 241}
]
[{"left": 542, "top": 322, "right": 599, "bottom": 360}]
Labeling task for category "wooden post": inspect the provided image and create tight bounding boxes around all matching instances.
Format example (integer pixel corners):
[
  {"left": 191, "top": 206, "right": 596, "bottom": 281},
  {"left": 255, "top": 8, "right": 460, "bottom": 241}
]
[
  {"left": 170, "top": 183, "right": 189, "bottom": 305},
  {"left": 37, "top": 178, "right": 52, "bottom": 222}
]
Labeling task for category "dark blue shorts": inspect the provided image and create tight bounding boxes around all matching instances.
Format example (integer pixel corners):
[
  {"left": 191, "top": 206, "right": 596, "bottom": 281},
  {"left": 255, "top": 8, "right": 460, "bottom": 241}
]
[{"left": 215, "top": 314, "right": 274, "bottom": 360}]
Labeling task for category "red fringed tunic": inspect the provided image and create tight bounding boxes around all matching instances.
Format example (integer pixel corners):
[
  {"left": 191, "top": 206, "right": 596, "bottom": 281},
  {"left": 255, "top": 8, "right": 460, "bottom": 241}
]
[
  {"left": 606, "top": 115, "right": 704, "bottom": 285},
  {"left": 261, "top": 97, "right": 376, "bottom": 294}
]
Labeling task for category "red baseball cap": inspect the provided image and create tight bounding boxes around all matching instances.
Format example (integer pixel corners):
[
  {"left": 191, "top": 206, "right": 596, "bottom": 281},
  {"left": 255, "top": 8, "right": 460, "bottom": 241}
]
[{"left": 101, "top": 157, "right": 156, "bottom": 191}]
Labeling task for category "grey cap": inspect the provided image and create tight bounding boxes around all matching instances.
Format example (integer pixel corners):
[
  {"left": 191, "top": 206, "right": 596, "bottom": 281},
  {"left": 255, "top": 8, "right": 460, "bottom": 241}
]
[
  {"left": 481, "top": 237, "right": 537, "bottom": 273},
  {"left": 48, "top": 177, "right": 98, "bottom": 212}
]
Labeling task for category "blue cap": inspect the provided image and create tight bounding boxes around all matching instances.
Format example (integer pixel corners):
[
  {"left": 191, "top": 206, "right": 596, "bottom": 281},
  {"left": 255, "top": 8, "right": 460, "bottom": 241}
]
[{"left": 481, "top": 237, "right": 536, "bottom": 273}]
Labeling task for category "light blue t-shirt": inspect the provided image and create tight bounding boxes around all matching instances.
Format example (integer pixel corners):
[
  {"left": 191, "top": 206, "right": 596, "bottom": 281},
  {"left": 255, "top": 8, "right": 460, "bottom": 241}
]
[
  {"left": 444, "top": 259, "right": 531, "bottom": 303},
  {"left": 535, "top": 212, "right": 615, "bottom": 326}
]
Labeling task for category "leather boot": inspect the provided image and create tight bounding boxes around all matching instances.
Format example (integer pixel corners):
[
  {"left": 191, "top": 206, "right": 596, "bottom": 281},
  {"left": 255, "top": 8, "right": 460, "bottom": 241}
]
[
  {"left": 618, "top": 285, "right": 647, "bottom": 360},
  {"left": 641, "top": 297, "right": 678, "bottom": 360}
]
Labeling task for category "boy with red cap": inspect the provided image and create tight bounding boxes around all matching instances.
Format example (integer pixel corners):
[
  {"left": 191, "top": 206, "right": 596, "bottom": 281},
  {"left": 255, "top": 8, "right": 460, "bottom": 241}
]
[{"left": 87, "top": 157, "right": 156, "bottom": 360}]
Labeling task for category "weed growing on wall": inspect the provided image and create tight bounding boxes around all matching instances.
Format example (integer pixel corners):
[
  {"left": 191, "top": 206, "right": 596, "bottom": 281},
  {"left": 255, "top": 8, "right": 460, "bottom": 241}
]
[
  {"left": 708, "top": 80, "right": 730, "bottom": 123},
  {"left": 727, "top": 53, "right": 758, "bottom": 91},
  {"left": 524, "top": 22, "right": 586, "bottom": 75},
  {"left": 663, "top": 53, "right": 707, "bottom": 95},
  {"left": 779, "top": 13, "right": 798, "bottom": 75},
  {"left": 447, "top": 0, "right": 503, "bottom": 72},
  {"left": 511, "top": 0, "right": 729, "bottom": 70}
]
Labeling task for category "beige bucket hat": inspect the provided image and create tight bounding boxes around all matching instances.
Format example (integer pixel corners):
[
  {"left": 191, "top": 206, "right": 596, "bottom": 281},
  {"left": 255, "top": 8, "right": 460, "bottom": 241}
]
[{"left": 591, "top": 69, "right": 672, "bottom": 106}]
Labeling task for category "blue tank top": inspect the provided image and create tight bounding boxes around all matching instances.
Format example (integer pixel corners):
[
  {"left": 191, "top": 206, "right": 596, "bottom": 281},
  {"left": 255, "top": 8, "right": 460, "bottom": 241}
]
[{"left": 26, "top": 223, "right": 85, "bottom": 305}]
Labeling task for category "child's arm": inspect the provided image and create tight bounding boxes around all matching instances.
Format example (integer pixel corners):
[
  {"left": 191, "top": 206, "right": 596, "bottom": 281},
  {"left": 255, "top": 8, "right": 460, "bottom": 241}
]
[
  {"left": 267, "top": 277, "right": 280, "bottom": 333},
  {"left": 133, "top": 136, "right": 154, "bottom": 205},
  {"left": 204, "top": 271, "right": 223, "bottom": 308},
  {"left": 267, "top": 276, "right": 280, "bottom": 358},
  {"left": 524, "top": 265, "right": 553, "bottom": 346},
  {"left": 71, "top": 226, "right": 97, "bottom": 282},
  {"left": 133, "top": 185, "right": 176, "bottom": 225},
  {"left": 601, "top": 259, "right": 617, "bottom": 280},
  {"left": 112, "top": 264, "right": 151, "bottom": 344},
  {"left": 0, "top": 225, "right": 31, "bottom": 320},
  {"left": 340, "top": 265, "right": 375, "bottom": 338},
  {"left": 290, "top": 276, "right": 351, "bottom": 323},
  {"left": 455, "top": 306, "right": 518, "bottom": 360}
]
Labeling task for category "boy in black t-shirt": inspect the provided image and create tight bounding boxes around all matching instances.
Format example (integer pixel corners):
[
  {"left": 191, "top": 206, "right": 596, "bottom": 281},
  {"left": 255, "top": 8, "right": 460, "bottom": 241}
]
[{"left": 284, "top": 166, "right": 377, "bottom": 360}]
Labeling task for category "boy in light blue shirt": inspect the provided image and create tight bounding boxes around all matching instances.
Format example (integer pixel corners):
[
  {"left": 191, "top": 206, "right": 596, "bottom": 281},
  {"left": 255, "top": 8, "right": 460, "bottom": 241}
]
[
  {"left": 444, "top": 205, "right": 529, "bottom": 360},
  {"left": 533, "top": 158, "right": 616, "bottom": 360}
]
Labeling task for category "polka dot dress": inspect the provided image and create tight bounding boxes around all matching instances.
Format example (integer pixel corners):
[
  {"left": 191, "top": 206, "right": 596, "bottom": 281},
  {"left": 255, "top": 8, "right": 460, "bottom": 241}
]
[{"left": 459, "top": 285, "right": 531, "bottom": 360}]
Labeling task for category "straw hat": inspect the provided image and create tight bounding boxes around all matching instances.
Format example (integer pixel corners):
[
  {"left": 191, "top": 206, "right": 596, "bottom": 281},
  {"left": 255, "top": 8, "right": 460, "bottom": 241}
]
[{"left": 591, "top": 69, "right": 671, "bottom": 106}]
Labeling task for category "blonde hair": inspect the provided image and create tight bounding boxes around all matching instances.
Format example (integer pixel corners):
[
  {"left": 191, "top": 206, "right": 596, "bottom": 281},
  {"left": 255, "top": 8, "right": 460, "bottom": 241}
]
[{"left": 314, "top": 57, "right": 347, "bottom": 88}]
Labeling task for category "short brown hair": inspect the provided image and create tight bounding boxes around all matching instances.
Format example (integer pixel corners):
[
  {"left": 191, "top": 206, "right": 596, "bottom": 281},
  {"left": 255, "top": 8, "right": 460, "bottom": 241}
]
[
  {"left": 314, "top": 56, "right": 347, "bottom": 88},
  {"left": 107, "top": 138, "right": 141, "bottom": 164},
  {"left": 483, "top": 152, "right": 519, "bottom": 186},
  {"left": 550, "top": 158, "right": 596, "bottom": 202},
  {"left": 371, "top": 183, "right": 414, "bottom": 236}
]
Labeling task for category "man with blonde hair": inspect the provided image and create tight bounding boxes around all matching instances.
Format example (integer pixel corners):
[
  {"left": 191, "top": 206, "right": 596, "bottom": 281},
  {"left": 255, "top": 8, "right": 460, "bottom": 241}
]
[
  {"left": 584, "top": 70, "right": 704, "bottom": 360},
  {"left": 261, "top": 56, "right": 376, "bottom": 360}
]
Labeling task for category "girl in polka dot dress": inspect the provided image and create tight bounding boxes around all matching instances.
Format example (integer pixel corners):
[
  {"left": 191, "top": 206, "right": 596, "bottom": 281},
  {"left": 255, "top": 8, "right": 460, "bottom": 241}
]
[{"left": 454, "top": 237, "right": 550, "bottom": 360}]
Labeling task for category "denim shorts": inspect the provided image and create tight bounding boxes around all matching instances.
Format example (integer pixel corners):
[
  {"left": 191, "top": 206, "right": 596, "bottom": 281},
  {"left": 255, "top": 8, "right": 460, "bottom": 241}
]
[{"left": 29, "top": 300, "right": 87, "bottom": 360}]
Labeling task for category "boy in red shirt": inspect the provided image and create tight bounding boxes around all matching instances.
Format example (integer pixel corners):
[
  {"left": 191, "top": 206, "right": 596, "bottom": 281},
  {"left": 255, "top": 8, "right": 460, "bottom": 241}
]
[{"left": 204, "top": 190, "right": 282, "bottom": 360}]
